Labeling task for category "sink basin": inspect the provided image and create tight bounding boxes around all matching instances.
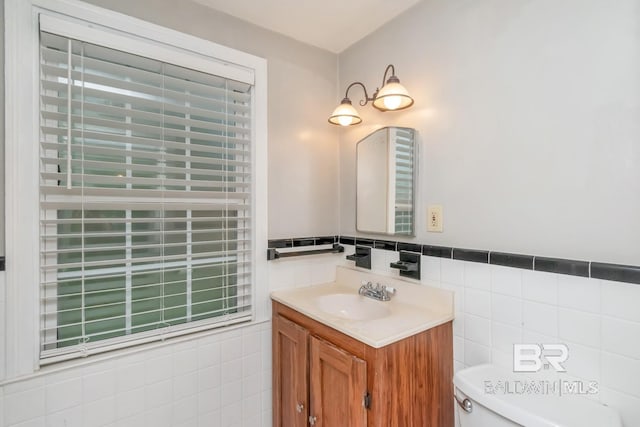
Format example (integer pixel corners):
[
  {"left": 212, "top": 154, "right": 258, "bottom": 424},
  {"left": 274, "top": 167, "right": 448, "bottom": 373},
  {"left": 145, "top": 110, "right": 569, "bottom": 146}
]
[{"left": 315, "top": 293, "right": 391, "bottom": 321}]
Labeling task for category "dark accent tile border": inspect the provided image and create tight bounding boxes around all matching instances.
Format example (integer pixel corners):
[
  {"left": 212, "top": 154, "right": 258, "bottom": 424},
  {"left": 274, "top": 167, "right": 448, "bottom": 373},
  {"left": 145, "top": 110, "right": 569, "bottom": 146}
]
[
  {"left": 0, "top": 256, "right": 4, "bottom": 271},
  {"left": 534, "top": 256, "right": 589, "bottom": 277},
  {"left": 397, "top": 242, "right": 422, "bottom": 253},
  {"left": 268, "top": 239, "right": 293, "bottom": 249},
  {"left": 269, "top": 235, "right": 640, "bottom": 286},
  {"left": 422, "top": 245, "right": 453, "bottom": 258},
  {"left": 269, "top": 236, "right": 337, "bottom": 249},
  {"left": 374, "top": 240, "right": 397, "bottom": 251},
  {"left": 591, "top": 262, "right": 640, "bottom": 285},
  {"left": 453, "top": 248, "right": 489, "bottom": 264},
  {"left": 292, "top": 237, "right": 315, "bottom": 247},
  {"left": 355, "top": 238, "right": 375, "bottom": 247},
  {"left": 339, "top": 236, "right": 355, "bottom": 246},
  {"left": 315, "top": 236, "right": 337, "bottom": 245},
  {"left": 490, "top": 252, "right": 534, "bottom": 270}
]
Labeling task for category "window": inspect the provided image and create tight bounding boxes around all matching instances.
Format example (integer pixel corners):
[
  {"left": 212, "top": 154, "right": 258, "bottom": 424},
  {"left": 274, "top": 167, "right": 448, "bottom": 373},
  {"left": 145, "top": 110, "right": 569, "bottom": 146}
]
[{"left": 38, "top": 19, "right": 257, "bottom": 362}]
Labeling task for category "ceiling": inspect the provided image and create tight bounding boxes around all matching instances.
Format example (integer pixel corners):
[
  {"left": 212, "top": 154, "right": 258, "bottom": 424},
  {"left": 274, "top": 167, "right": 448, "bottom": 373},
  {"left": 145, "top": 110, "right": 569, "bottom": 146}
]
[{"left": 192, "top": 0, "right": 422, "bottom": 53}]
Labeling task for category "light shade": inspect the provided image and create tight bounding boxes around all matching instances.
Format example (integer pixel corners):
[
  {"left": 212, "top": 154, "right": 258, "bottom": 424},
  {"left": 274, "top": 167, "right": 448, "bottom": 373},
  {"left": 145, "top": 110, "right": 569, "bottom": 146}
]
[
  {"left": 328, "top": 98, "right": 362, "bottom": 126},
  {"left": 372, "top": 76, "right": 414, "bottom": 112}
]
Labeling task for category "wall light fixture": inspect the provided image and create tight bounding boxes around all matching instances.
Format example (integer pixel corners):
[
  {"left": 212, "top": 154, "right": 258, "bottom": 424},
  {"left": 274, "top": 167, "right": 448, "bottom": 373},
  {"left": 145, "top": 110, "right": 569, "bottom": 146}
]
[{"left": 328, "top": 64, "right": 414, "bottom": 126}]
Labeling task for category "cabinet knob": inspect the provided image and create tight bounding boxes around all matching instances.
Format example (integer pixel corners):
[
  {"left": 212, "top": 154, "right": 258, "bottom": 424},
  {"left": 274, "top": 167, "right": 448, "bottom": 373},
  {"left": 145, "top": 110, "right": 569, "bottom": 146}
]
[
  {"left": 296, "top": 402, "right": 304, "bottom": 413},
  {"left": 309, "top": 415, "right": 317, "bottom": 425}
]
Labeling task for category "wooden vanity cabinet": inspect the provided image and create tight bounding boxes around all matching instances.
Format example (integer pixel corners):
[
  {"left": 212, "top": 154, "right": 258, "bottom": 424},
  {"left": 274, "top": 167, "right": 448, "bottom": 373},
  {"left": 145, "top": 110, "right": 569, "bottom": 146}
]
[
  {"left": 273, "top": 314, "right": 309, "bottom": 426},
  {"left": 309, "top": 335, "right": 367, "bottom": 427},
  {"left": 272, "top": 301, "right": 454, "bottom": 427}
]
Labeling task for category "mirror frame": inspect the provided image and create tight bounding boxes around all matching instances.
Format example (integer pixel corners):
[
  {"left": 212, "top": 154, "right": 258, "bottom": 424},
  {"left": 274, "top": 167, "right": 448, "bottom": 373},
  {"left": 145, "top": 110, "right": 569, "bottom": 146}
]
[{"left": 355, "top": 126, "right": 418, "bottom": 237}]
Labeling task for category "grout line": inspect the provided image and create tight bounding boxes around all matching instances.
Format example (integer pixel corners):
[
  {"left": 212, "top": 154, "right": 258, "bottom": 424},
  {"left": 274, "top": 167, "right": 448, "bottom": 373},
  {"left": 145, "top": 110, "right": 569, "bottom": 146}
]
[{"left": 598, "top": 278, "right": 603, "bottom": 397}]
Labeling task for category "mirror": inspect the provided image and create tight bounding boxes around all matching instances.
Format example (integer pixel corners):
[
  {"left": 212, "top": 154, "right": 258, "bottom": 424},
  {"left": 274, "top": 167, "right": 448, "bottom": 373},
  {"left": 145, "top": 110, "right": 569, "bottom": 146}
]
[{"left": 356, "top": 127, "right": 417, "bottom": 236}]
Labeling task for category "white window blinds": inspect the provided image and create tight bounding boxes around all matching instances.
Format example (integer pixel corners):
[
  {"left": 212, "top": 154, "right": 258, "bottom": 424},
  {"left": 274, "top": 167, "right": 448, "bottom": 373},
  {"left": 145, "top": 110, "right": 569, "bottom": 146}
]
[
  {"left": 393, "top": 128, "right": 415, "bottom": 234},
  {"left": 39, "top": 30, "right": 253, "bottom": 361}
]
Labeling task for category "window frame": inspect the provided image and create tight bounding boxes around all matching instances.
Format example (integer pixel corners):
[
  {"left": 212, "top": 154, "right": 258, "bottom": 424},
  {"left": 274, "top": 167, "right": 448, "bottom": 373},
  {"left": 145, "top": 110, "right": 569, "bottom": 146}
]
[{"left": 4, "top": 0, "right": 268, "bottom": 378}]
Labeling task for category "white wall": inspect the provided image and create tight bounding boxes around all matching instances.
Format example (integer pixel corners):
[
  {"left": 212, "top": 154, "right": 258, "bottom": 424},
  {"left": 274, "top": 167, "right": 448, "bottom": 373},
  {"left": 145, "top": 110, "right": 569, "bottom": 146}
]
[
  {"left": 0, "top": 0, "right": 5, "bottom": 255},
  {"left": 336, "top": 247, "right": 640, "bottom": 427},
  {"left": 0, "top": 0, "right": 342, "bottom": 425},
  {"left": 338, "top": 0, "right": 640, "bottom": 266},
  {"left": 2, "top": 0, "right": 640, "bottom": 425},
  {"left": 336, "top": 3, "right": 640, "bottom": 424},
  {"left": 0, "top": 0, "right": 340, "bottom": 241},
  {"left": 82, "top": 0, "right": 341, "bottom": 239}
]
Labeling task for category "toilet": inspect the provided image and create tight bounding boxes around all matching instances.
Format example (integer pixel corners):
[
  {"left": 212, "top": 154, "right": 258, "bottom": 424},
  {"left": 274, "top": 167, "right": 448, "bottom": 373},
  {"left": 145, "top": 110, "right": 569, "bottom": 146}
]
[{"left": 453, "top": 364, "right": 622, "bottom": 427}]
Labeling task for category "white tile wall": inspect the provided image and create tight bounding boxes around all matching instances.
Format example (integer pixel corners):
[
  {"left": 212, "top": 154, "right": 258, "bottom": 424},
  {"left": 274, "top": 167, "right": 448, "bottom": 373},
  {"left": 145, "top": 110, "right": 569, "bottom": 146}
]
[
  {"left": 0, "top": 273, "right": 5, "bottom": 382},
  {"left": 441, "top": 258, "right": 465, "bottom": 286},
  {"left": 337, "top": 249, "right": 640, "bottom": 427},
  {"left": 601, "top": 280, "right": 640, "bottom": 323},
  {"left": 491, "top": 293, "right": 522, "bottom": 326},
  {"left": 0, "top": 254, "right": 340, "bottom": 427},
  {"left": 522, "top": 300, "right": 558, "bottom": 337},
  {"left": 490, "top": 264, "right": 523, "bottom": 297},
  {"left": 45, "top": 378, "right": 82, "bottom": 413},
  {"left": 464, "top": 261, "right": 491, "bottom": 291},
  {"left": 557, "top": 275, "right": 600, "bottom": 313},
  {"left": 602, "top": 317, "right": 640, "bottom": 359},
  {"left": 491, "top": 322, "right": 521, "bottom": 354},
  {"left": 0, "top": 322, "right": 274, "bottom": 427},
  {"left": 0, "top": 255, "right": 342, "bottom": 427},
  {"left": 522, "top": 270, "right": 558, "bottom": 305},
  {"left": 558, "top": 308, "right": 601, "bottom": 348},
  {"left": 464, "top": 314, "right": 491, "bottom": 347},
  {"left": 2, "top": 251, "right": 640, "bottom": 426},
  {"left": 465, "top": 288, "right": 491, "bottom": 318}
]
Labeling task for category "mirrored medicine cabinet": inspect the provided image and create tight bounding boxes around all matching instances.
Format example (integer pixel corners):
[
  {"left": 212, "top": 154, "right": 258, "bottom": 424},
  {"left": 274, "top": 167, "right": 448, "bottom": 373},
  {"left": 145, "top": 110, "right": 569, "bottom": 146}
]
[{"left": 356, "top": 127, "right": 417, "bottom": 236}]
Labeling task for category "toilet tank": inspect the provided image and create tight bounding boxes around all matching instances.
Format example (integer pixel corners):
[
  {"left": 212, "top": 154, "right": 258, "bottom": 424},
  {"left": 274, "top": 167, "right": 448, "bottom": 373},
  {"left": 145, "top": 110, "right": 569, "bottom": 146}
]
[{"left": 453, "top": 364, "right": 621, "bottom": 427}]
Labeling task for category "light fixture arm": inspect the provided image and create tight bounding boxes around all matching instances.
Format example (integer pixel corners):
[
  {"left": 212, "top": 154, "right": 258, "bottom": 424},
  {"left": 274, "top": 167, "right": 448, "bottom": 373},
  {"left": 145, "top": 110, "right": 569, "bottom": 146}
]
[
  {"left": 381, "top": 64, "right": 396, "bottom": 86},
  {"left": 344, "top": 81, "right": 374, "bottom": 107},
  {"left": 343, "top": 65, "right": 399, "bottom": 106}
]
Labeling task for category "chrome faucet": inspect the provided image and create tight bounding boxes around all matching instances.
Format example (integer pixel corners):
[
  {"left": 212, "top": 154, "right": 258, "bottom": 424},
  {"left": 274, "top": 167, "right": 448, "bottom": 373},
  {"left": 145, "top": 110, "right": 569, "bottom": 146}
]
[{"left": 358, "top": 281, "right": 396, "bottom": 301}]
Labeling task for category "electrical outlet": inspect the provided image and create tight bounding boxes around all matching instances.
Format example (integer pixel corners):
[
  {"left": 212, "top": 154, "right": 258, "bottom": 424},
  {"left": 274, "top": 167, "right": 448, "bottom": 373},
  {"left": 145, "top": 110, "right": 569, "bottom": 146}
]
[{"left": 427, "top": 205, "right": 443, "bottom": 232}]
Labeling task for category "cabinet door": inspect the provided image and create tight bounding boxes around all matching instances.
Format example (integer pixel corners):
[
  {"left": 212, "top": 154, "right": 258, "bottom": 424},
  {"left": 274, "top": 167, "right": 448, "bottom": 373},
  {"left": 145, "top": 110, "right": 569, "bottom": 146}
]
[
  {"left": 273, "top": 315, "right": 309, "bottom": 427},
  {"left": 309, "top": 336, "right": 367, "bottom": 427}
]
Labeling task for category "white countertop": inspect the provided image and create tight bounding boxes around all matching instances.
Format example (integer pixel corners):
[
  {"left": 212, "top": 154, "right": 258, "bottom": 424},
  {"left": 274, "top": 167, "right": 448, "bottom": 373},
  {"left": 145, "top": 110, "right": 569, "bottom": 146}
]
[{"left": 271, "top": 266, "right": 455, "bottom": 348}]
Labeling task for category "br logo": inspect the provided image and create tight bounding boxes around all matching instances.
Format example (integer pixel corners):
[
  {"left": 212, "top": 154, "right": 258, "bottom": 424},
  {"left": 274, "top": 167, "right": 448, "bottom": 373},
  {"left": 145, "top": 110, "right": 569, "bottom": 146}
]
[{"left": 513, "top": 344, "right": 569, "bottom": 372}]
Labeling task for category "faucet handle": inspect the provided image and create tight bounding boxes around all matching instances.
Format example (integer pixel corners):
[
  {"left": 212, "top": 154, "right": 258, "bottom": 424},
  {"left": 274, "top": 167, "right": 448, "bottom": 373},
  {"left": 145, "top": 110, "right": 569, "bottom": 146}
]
[
  {"left": 359, "top": 281, "right": 373, "bottom": 295},
  {"left": 383, "top": 286, "right": 396, "bottom": 295}
]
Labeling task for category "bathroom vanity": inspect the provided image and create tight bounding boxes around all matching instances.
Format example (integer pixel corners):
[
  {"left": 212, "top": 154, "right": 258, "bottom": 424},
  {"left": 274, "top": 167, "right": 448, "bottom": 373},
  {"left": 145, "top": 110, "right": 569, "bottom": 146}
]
[{"left": 271, "top": 267, "right": 455, "bottom": 427}]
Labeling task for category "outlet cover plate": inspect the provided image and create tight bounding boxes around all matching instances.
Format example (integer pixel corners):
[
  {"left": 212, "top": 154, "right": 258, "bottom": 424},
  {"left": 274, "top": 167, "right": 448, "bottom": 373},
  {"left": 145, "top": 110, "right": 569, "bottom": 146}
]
[{"left": 427, "top": 205, "right": 443, "bottom": 232}]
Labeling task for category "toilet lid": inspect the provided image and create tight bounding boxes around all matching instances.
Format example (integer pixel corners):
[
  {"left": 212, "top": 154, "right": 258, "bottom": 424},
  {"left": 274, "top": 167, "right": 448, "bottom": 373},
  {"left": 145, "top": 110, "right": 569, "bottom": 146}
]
[{"left": 453, "top": 364, "right": 622, "bottom": 427}]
